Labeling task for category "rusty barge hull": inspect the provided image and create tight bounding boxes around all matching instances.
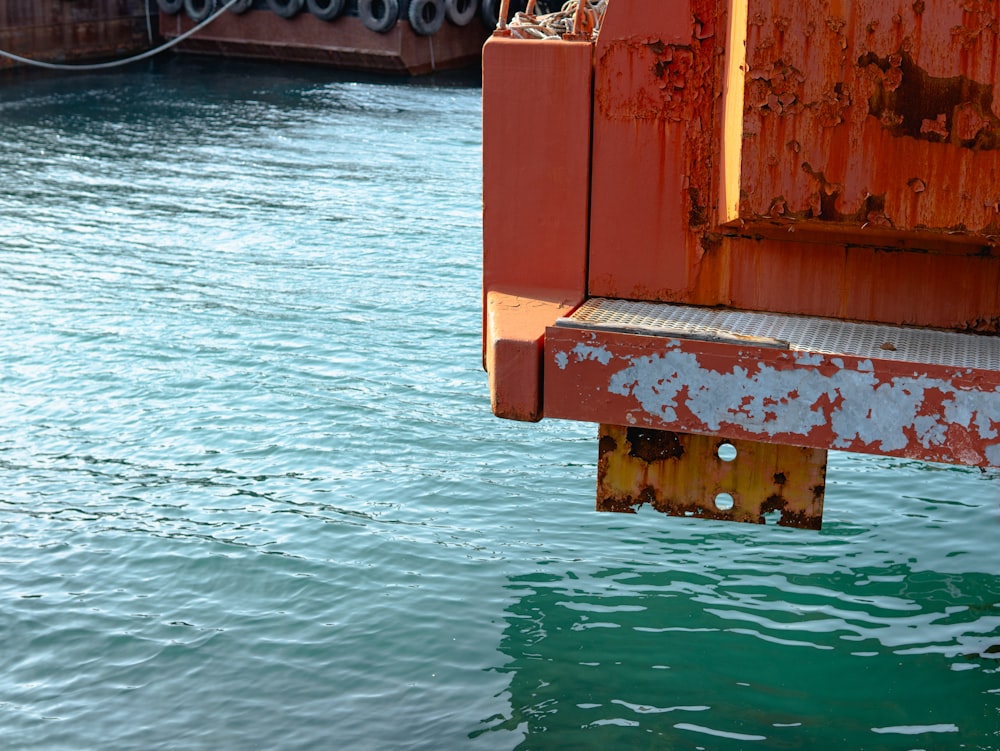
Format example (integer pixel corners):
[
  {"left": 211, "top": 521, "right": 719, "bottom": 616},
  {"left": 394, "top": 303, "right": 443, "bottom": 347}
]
[
  {"left": 159, "top": 10, "right": 488, "bottom": 75},
  {"left": 0, "top": 0, "right": 152, "bottom": 70}
]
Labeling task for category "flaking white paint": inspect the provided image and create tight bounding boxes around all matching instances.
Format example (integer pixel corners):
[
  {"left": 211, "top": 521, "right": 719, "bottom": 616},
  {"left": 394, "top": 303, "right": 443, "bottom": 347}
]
[{"left": 584, "top": 343, "right": 1000, "bottom": 460}]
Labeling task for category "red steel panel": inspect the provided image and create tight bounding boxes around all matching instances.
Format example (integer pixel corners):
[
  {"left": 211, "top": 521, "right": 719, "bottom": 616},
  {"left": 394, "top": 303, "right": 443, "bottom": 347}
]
[
  {"left": 482, "top": 35, "right": 593, "bottom": 420},
  {"left": 587, "top": 0, "right": 720, "bottom": 302},
  {"left": 545, "top": 325, "right": 1000, "bottom": 467},
  {"left": 0, "top": 0, "right": 149, "bottom": 69},
  {"left": 583, "top": 0, "right": 1000, "bottom": 331},
  {"left": 737, "top": 0, "right": 1000, "bottom": 242}
]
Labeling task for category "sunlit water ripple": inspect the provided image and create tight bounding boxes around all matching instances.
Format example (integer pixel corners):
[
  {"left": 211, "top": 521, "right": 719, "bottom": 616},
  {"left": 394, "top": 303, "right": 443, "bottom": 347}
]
[{"left": 0, "top": 58, "right": 997, "bottom": 751}]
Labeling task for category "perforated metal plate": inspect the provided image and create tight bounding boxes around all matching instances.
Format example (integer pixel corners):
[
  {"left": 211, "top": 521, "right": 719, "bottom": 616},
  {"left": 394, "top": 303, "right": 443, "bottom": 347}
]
[{"left": 556, "top": 298, "right": 1000, "bottom": 371}]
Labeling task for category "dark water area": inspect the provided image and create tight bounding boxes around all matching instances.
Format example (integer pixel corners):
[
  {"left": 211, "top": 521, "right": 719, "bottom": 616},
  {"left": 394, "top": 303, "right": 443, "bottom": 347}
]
[{"left": 0, "top": 57, "right": 997, "bottom": 750}]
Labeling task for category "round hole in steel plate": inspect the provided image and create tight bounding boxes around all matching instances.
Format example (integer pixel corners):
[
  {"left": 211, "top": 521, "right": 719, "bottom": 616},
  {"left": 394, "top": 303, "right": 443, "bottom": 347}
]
[{"left": 717, "top": 442, "right": 737, "bottom": 462}]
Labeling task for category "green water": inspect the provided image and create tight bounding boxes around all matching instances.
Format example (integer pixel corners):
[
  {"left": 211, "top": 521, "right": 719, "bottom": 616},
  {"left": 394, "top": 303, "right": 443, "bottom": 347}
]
[{"left": 0, "top": 58, "right": 997, "bottom": 750}]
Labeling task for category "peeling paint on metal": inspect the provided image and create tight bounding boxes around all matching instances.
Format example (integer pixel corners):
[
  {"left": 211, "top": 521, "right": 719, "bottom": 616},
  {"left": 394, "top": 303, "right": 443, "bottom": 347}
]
[
  {"left": 548, "top": 321, "right": 1000, "bottom": 467},
  {"left": 737, "top": 0, "right": 1000, "bottom": 241},
  {"left": 572, "top": 342, "right": 613, "bottom": 365},
  {"left": 599, "top": 343, "right": 1000, "bottom": 458},
  {"left": 596, "top": 424, "right": 827, "bottom": 528}
]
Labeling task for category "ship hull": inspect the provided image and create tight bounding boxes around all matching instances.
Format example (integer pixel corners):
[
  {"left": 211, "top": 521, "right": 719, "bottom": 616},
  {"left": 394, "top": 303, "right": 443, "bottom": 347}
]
[
  {"left": 0, "top": 0, "right": 152, "bottom": 70},
  {"left": 159, "top": 9, "right": 488, "bottom": 75}
]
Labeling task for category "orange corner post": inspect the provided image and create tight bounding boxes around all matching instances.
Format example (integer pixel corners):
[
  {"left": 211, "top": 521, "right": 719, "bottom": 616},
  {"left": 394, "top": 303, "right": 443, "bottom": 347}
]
[{"left": 482, "top": 35, "right": 593, "bottom": 421}]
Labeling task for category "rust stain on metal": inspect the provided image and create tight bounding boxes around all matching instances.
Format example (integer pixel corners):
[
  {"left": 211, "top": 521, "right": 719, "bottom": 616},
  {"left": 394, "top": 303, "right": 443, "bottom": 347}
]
[
  {"left": 624, "top": 427, "right": 685, "bottom": 462},
  {"left": 597, "top": 424, "right": 827, "bottom": 529},
  {"left": 860, "top": 50, "right": 1000, "bottom": 149},
  {"left": 546, "top": 319, "right": 1000, "bottom": 469},
  {"left": 736, "top": 0, "right": 1000, "bottom": 243},
  {"left": 594, "top": 39, "right": 708, "bottom": 123}
]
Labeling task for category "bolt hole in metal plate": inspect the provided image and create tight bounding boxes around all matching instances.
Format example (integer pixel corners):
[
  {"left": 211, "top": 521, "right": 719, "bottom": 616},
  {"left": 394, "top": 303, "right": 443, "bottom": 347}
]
[
  {"left": 596, "top": 425, "right": 827, "bottom": 529},
  {"left": 557, "top": 298, "right": 1000, "bottom": 369},
  {"left": 714, "top": 492, "right": 735, "bottom": 510}
]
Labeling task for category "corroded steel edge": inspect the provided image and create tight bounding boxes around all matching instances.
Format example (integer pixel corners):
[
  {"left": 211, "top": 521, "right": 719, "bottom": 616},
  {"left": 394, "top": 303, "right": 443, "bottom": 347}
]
[
  {"left": 597, "top": 425, "right": 827, "bottom": 529},
  {"left": 545, "top": 326, "right": 1000, "bottom": 468}
]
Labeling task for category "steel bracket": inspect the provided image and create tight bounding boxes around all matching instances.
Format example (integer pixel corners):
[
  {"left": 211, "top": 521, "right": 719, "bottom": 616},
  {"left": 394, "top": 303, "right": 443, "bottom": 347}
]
[{"left": 597, "top": 425, "right": 828, "bottom": 529}]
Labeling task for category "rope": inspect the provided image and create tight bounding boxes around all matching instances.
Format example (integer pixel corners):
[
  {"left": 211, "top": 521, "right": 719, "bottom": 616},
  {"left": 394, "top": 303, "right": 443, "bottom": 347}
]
[
  {"left": 145, "top": 0, "right": 155, "bottom": 45},
  {"left": 505, "top": 0, "right": 607, "bottom": 39},
  {"left": 0, "top": 0, "right": 241, "bottom": 72}
]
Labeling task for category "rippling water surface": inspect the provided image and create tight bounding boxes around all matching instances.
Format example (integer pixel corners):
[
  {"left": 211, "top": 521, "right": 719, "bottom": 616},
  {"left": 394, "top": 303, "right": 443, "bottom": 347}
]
[{"left": 0, "top": 58, "right": 998, "bottom": 751}]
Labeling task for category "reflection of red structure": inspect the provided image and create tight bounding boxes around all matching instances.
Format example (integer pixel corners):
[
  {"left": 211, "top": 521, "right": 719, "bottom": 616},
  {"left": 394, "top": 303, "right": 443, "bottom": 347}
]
[{"left": 483, "top": 1, "right": 1000, "bottom": 528}]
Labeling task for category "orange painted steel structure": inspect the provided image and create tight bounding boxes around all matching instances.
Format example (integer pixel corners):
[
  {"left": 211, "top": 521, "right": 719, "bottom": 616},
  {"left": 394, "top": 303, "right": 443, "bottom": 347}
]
[{"left": 483, "top": 0, "right": 1000, "bottom": 527}]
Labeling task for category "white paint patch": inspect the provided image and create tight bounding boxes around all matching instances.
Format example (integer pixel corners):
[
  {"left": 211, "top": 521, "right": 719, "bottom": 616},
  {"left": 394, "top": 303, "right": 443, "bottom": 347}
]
[
  {"left": 571, "top": 342, "right": 613, "bottom": 365},
  {"left": 606, "top": 346, "right": 1000, "bottom": 460}
]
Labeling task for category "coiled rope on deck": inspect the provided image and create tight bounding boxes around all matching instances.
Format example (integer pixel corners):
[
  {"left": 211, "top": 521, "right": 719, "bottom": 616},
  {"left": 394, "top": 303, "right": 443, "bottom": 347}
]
[
  {"left": 0, "top": 0, "right": 241, "bottom": 72},
  {"left": 498, "top": 0, "right": 607, "bottom": 39}
]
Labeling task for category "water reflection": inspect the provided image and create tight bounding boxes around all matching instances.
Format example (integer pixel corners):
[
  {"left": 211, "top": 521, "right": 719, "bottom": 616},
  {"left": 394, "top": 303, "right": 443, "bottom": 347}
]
[{"left": 479, "top": 480, "right": 1000, "bottom": 749}]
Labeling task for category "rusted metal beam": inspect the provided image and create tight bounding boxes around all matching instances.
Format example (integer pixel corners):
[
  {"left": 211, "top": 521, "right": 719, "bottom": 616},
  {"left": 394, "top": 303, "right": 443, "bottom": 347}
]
[
  {"left": 597, "top": 425, "right": 827, "bottom": 529},
  {"left": 546, "top": 299, "right": 1000, "bottom": 468}
]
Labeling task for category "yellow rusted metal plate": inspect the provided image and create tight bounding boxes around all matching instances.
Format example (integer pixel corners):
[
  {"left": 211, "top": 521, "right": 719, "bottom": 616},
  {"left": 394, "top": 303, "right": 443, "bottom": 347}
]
[{"left": 597, "top": 425, "right": 827, "bottom": 529}]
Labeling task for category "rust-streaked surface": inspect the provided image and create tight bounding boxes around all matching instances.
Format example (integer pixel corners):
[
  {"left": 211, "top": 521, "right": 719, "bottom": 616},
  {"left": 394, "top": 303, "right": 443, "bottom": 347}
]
[
  {"left": 736, "top": 0, "right": 1000, "bottom": 243},
  {"left": 159, "top": 10, "right": 487, "bottom": 75},
  {"left": 0, "top": 0, "right": 151, "bottom": 70},
  {"left": 598, "top": 424, "right": 827, "bottom": 529},
  {"left": 587, "top": 0, "right": 721, "bottom": 302},
  {"left": 583, "top": 0, "right": 1000, "bottom": 333}
]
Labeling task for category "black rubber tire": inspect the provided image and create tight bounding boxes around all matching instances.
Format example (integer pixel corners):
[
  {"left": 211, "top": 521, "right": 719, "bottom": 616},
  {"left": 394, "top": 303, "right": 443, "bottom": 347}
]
[
  {"left": 266, "top": 0, "right": 304, "bottom": 17},
  {"left": 358, "top": 0, "right": 399, "bottom": 32},
  {"left": 229, "top": 0, "right": 254, "bottom": 13},
  {"left": 408, "top": 0, "right": 445, "bottom": 35},
  {"left": 444, "top": 0, "right": 476, "bottom": 26},
  {"left": 184, "top": 0, "right": 217, "bottom": 21},
  {"left": 306, "top": 0, "right": 344, "bottom": 19},
  {"left": 158, "top": 0, "right": 185, "bottom": 13},
  {"left": 479, "top": 0, "right": 498, "bottom": 27},
  {"left": 480, "top": 0, "right": 526, "bottom": 27}
]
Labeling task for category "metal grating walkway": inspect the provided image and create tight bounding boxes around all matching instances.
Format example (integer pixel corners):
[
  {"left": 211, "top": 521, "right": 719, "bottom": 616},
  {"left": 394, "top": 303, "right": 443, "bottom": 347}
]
[{"left": 556, "top": 298, "right": 1000, "bottom": 371}]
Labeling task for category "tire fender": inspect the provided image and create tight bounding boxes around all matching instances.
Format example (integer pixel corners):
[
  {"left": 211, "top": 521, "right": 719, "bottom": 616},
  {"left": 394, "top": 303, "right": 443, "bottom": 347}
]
[
  {"left": 157, "top": 0, "right": 185, "bottom": 13},
  {"left": 408, "top": 0, "right": 445, "bottom": 35},
  {"left": 183, "top": 0, "right": 217, "bottom": 21},
  {"left": 357, "top": 0, "right": 399, "bottom": 33},
  {"left": 444, "top": 0, "right": 476, "bottom": 26},
  {"left": 265, "top": 0, "right": 305, "bottom": 17},
  {"left": 306, "top": 0, "right": 345, "bottom": 20}
]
